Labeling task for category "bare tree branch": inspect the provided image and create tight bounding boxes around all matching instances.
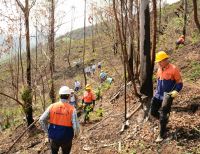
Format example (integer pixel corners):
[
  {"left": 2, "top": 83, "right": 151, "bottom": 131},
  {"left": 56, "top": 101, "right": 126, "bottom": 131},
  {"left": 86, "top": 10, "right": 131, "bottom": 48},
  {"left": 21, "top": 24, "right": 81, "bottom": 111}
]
[
  {"left": 0, "top": 12, "right": 19, "bottom": 21},
  {"left": 0, "top": 92, "right": 24, "bottom": 107},
  {"left": 15, "top": 0, "right": 25, "bottom": 12},
  {"left": 29, "top": 0, "right": 37, "bottom": 11}
]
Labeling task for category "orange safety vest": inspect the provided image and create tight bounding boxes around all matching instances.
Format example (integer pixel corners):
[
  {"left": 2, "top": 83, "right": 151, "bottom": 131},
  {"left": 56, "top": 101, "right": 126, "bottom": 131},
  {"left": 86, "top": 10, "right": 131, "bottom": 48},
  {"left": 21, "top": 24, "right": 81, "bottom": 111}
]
[
  {"left": 82, "top": 91, "right": 95, "bottom": 103},
  {"left": 178, "top": 37, "right": 184, "bottom": 44},
  {"left": 49, "top": 102, "right": 74, "bottom": 127}
]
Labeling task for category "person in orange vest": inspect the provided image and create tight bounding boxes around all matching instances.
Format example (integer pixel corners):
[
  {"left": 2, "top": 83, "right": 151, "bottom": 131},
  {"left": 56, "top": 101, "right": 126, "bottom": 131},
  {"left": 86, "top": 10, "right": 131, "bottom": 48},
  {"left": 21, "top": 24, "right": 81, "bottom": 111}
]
[
  {"left": 39, "top": 86, "right": 80, "bottom": 154},
  {"left": 176, "top": 35, "right": 185, "bottom": 49},
  {"left": 150, "top": 51, "right": 183, "bottom": 142},
  {"left": 82, "top": 84, "right": 96, "bottom": 122}
]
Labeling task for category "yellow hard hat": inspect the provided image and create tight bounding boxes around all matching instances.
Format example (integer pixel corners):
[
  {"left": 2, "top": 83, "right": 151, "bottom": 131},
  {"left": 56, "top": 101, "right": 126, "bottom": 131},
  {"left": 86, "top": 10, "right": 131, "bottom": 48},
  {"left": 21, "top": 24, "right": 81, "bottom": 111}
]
[
  {"left": 155, "top": 51, "right": 169, "bottom": 63},
  {"left": 85, "top": 84, "right": 91, "bottom": 90}
]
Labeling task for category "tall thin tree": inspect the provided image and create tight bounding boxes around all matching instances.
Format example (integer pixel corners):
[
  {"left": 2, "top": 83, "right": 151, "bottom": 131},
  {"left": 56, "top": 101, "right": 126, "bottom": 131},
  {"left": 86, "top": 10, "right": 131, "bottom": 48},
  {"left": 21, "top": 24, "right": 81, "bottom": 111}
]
[
  {"left": 15, "top": 0, "right": 36, "bottom": 126},
  {"left": 83, "top": 0, "right": 87, "bottom": 86},
  {"left": 49, "top": 0, "right": 56, "bottom": 103},
  {"left": 67, "top": 6, "right": 75, "bottom": 68},
  {"left": 192, "top": 0, "right": 200, "bottom": 32},
  {"left": 183, "top": 0, "right": 187, "bottom": 36}
]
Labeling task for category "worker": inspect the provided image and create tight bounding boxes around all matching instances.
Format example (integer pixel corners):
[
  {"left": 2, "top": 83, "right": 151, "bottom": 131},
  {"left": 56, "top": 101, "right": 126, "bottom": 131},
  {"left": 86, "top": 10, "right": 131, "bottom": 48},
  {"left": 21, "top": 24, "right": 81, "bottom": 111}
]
[
  {"left": 74, "top": 80, "right": 81, "bottom": 92},
  {"left": 150, "top": 51, "right": 183, "bottom": 142},
  {"left": 99, "top": 70, "right": 107, "bottom": 83},
  {"left": 82, "top": 84, "right": 96, "bottom": 122},
  {"left": 97, "top": 61, "right": 102, "bottom": 70},
  {"left": 175, "top": 35, "right": 185, "bottom": 49},
  {"left": 70, "top": 89, "right": 78, "bottom": 108},
  {"left": 91, "top": 64, "right": 96, "bottom": 75},
  {"left": 39, "top": 86, "right": 80, "bottom": 154}
]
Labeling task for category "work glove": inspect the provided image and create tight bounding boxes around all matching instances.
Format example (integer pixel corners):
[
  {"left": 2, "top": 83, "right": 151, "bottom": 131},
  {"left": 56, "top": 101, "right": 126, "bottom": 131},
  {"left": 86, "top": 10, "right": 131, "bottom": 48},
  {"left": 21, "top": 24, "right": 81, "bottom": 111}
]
[
  {"left": 169, "top": 90, "right": 179, "bottom": 98},
  {"left": 44, "top": 136, "right": 50, "bottom": 144}
]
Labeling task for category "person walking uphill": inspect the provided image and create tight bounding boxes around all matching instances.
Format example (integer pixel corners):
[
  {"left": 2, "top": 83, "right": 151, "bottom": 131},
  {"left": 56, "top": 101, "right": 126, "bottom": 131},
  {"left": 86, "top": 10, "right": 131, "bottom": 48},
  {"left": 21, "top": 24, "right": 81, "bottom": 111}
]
[
  {"left": 82, "top": 84, "right": 96, "bottom": 123},
  {"left": 150, "top": 51, "right": 183, "bottom": 142},
  {"left": 39, "top": 86, "right": 80, "bottom": 154},
  {"left": 175, "top": 35, "right": 185, "bottom": 49}
]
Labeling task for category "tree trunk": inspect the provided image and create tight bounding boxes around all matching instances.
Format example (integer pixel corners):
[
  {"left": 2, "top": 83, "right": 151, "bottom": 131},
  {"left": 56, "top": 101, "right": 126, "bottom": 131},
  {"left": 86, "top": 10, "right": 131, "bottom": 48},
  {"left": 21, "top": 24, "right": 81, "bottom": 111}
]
[
  {"left": 136, "top": 0, "right": 140, "bottom": 80},
  {"left": 24, "top": 0, "right": 34, "bottom": 126},
  {"left": 151, "top": 0, "right": 157, "bottom": 72},
  {"left": 19, "top": 15, "right": 24, "bottom": 85},
  {"left": 83, "top": 0, "right": 87, "bottom": 86},
  {"left": 67, "top": 7, "right": 75, "bottom": 68},
  {"left": 183, "top": 0, "right": 187, "bottom": 36},
  {"left": 49, "top": 0, "right": 55, "bottom": 103},
  {"left": 192, "top": 0, "right": 200, "bottom": 32},
  {"left": 127, "top": 0, "right": 134, "bottom": 82},
  {"left": 159, "top": 0, "right": 162, "bottom": 35},
  {"left": 139, "top": 0, "right": 153, "bottom": 117}
]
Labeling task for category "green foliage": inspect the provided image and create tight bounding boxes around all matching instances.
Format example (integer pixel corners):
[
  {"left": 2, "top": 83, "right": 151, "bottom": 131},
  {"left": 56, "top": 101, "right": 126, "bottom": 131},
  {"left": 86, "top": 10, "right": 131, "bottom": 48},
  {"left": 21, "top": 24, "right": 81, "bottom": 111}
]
[
  {"left": 95, "top": 107, "right": 104, "bottom": 117},
  {"left": 130, "top": 149, "right": 137, "bottom": 154},
  {"left": 89, "top": 107, "right": 104, "bottom": 121},
  {"left": 0, "top": 107, "right": 23, "bottom": 130},
  {"left": 21, "top": 86, "right": 32, "bottom": 105},
  {"left": 191, "top": 31, "right": 200, "bottom": 44},
  {"left": 185, "top": 61, "right": 200, "bottom": 81}
]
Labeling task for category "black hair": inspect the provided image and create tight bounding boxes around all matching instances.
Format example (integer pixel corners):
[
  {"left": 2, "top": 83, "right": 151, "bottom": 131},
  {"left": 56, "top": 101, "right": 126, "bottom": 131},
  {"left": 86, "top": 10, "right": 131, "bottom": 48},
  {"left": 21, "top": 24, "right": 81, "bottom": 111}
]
[{"left": 60, "top": 94, "right": 70, "bottom": 99}]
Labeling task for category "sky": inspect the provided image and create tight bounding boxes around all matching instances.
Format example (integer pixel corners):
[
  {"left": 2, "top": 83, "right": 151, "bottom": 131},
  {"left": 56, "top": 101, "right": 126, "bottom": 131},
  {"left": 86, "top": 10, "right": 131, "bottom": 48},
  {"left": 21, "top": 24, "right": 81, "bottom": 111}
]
[
  {"left": 0, "top": 0, "right": 180, "bottom": 59},
  {"left": 0, "top": 0, "right": 181, "bottom": 37},
  {"left": 56, "top": 0, "right": 180, "bottom": 36}
]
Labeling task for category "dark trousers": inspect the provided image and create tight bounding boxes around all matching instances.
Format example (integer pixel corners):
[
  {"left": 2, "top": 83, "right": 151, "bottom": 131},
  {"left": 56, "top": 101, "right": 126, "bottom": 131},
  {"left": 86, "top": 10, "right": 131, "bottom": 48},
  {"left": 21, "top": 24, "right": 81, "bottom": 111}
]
[
  {"left": 50, "top": 139, "right": 72, "bottom": 154},
  {"left": 150, "top": 95, "right": 173, "bottom": 137}
]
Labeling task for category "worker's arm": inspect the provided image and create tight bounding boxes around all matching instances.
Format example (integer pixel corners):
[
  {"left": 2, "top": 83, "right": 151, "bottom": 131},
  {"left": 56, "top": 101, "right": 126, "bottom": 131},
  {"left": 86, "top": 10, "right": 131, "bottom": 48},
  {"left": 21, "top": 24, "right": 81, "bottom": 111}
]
[
  {"left": 72, "top": 109, "right": 80, "bottom": 137},
  {"left": 170, "top": 67, "right": 183, "bottom": 98},
  {"left": 174, "top": 67, "right": 183, "bottom": 92},
  {"left": 39, "top": 105, "right": 51, "bottom": 133}
]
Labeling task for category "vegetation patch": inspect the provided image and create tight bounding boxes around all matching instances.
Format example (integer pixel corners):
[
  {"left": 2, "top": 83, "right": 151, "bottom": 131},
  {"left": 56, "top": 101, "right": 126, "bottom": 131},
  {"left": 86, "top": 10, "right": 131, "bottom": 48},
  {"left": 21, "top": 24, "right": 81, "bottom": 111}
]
[{"left": 184, "top": 61, "right": 200, "bottom": 81}]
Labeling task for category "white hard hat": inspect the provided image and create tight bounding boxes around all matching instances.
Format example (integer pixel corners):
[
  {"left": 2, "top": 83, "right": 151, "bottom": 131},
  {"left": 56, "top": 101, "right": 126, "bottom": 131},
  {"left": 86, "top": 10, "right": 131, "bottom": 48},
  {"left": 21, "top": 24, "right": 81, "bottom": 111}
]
[
  {"left": 70, "top": 89, "right": 74, "bottom": 93},
  {"left": 59, "top": 86, "right": 71, "bottom": 95}
]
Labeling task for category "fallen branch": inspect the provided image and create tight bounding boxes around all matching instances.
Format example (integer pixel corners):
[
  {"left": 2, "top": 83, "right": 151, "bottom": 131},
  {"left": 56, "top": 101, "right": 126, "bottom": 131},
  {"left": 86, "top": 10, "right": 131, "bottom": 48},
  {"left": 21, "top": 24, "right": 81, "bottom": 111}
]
[
  {"left": 126, "top": 103, "right": 142, "bottom": 119},
  {"left": 100, "top": 142, "right": 117, "bottom": 148},
  {"left": 87, "top": 110, "right": 115, "bottom": 131},
  {"left": 110, "top": 81, "right": 132, "bottom": 102},
  {"left": 88, "top": 103, "right": 139, "bottom": 131},
  {"left": 194, "top": 126, "right": 200, "bottom": 133},
  {"left": 6, "top": 118, "right": 39, "bottom": 154},
  {"left": 118, "top": 141, "right": 122, "bottom": 153}
]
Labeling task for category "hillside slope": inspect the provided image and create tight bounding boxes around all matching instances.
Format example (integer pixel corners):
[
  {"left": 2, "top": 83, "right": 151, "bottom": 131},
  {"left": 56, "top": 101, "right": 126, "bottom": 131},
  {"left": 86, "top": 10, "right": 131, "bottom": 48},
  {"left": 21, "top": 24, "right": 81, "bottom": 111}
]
[{"left": 0, "top": 0, "right": 200, "bottom": 154}]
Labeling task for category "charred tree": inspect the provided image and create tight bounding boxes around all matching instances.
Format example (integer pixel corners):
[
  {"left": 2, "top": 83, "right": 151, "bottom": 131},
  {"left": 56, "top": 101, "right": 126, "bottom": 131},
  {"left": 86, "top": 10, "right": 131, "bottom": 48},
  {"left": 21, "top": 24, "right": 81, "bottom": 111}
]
[
  {"left": 192, "top": 0, "right": 200, "bottom": 32},
  {"left": 139, "top": 0, "right": 153, "bottom": 117}
]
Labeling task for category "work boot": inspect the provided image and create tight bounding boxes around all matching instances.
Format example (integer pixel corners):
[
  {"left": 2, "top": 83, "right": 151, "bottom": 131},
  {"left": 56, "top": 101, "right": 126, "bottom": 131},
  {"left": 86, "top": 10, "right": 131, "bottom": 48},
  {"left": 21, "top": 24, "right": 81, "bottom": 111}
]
[{"left": 155, "top": 135, "right": 164, "bottom": 143}]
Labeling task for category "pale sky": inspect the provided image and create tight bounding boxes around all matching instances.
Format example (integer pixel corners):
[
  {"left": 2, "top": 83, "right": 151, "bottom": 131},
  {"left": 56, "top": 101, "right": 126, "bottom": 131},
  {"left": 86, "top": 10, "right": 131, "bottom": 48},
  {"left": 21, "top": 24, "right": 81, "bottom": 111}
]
[
  {"left": 0, "top": 0, "right": 180, "bottom": 37},
  {"left": 56, "top": 0, "right": 180, "bottom": 36}
]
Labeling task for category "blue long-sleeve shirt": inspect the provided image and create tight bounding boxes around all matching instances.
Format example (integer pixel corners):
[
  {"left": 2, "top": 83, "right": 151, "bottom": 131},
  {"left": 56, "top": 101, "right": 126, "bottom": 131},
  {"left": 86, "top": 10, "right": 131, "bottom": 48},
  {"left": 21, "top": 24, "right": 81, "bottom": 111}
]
[{"left": 154, "top": 63, "right": 183, "bottom": 100}]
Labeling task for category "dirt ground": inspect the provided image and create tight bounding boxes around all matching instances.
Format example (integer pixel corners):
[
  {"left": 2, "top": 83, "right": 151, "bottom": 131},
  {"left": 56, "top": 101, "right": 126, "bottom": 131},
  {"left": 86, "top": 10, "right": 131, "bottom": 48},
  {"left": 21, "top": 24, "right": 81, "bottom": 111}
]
[{"left": 0, "top": 42, "right": 200, "bottom": 154}]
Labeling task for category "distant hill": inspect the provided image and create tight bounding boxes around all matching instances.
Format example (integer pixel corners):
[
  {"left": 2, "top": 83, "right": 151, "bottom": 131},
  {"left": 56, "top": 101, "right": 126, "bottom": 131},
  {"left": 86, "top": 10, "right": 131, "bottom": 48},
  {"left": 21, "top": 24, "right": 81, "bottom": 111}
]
[{"left": 58, "top": 25, "right": 93, "bottom": 40}]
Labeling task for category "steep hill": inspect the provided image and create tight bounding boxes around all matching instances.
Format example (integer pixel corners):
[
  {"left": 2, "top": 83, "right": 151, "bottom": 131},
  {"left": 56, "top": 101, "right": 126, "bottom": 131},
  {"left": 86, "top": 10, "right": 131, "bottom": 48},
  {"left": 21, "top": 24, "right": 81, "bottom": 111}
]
[{"left": 0, "top": 0, "right": 200, "bottom": 154}]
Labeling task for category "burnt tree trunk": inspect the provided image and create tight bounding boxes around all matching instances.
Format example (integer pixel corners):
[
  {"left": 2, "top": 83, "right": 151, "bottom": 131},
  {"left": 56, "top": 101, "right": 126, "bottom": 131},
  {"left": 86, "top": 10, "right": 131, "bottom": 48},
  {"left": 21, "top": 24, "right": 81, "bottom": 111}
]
[
  {"left": 127, "top": 0, "right": 134, "bottom": 82},
  {"left": 139, "top": 0, "right": 153, "bottom": 117},
  {"left": 192, "top": 0, "right": 200, "bottom": 32},
  {"left": 183, "top": 0, "right": 187, "bottom": 36},
  {"left": 49, "top": 0, "right": 56, "bottom": 103},
  {"left": 151, "top": 0, "right": 157, "bottom": 71}
]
